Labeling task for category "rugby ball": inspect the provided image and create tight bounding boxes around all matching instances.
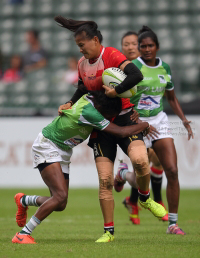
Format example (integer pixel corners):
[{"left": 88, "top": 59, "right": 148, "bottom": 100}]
[{"left": 102, "top": 67, "right": 137, "bottom": 98}]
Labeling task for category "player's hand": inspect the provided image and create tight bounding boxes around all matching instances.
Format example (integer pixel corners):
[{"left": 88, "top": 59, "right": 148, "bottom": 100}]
[
  {"left": 143, "top": 125, "right": 150, "bottom": 137},
  {"left": 130, "top": 108, "right": 140, "bottom": 122},
  {"left": 102, "top": 85, "right": 117, "bottom": 98},
  {"left": 146, "top": 125, "right": 159, "bottom": 140},
  {"left": 58, "top": 103, "right": 72, "bottom": 116},
  {"left": 182, "top": 120, "right": 194, "bottom": 140}
]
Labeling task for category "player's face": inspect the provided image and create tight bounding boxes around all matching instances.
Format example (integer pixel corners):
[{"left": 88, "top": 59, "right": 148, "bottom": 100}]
[
  {"left": 122, "top": 35, "right": 139, "bottom": 61},
  {"left": 139, "top": 37, "right": 158, "bottom": 61},
  {"left": 75, "top": 32, "right": 100, "bottom": 59}
]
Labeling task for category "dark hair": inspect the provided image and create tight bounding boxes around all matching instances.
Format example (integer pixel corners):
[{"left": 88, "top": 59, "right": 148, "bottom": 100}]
[
  {"left": 138, "top": 26, "right": 159, "bottom": 49},
  {"left": 121, "top": 31, "right": 138, "bottom": 45},
  {"left": 75, "top": 83, "right": 122, "bottom": 117},
  {"left": 88, "top": 91, "right": 122, "bottom": 118},
  {"left": 54, "top": 16, "right": 103, "bottom": 43}
]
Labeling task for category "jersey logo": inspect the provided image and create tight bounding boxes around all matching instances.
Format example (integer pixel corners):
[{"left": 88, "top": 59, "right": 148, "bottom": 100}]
[
  {"left": 88, "top": 74, "right": 96, "bottom": 80},
  {"left": 79, "top": 128, "right": 89, "bottom": 135},
  {"left": 143, "top": 77, "right": 153, "bottom": 80},
  {"left": 132, "top": 135, "right": 138, "bottom": 139},
  {"left": 158, "top": 75, "right": 166, "bottom": 83},
  {"left": 137, "top": 94, "right": 161, "bottom": 111},
  {"left": 64, "top": 135, "right": 84, "bottom": 147}
]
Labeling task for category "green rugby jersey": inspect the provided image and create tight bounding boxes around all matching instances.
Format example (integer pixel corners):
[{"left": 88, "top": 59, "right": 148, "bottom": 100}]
[
  {"left": 131, "top": 57, "right": 174, "bottom": 117},
  {"left": 42, "top": 95, "right": 110, "bottom": 151}
]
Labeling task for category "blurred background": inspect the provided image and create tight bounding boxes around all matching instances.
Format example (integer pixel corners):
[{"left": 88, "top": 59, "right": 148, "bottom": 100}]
[{"left": 0, "top": 0, "right": 200, "bottom": 188}]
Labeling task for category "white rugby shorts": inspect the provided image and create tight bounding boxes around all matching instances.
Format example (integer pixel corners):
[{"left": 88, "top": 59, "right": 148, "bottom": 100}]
[
  {"left": 140, "top": 111, "right": 173, "bottom": 148},
  {"left": 32, "top": 132, "right": 72, "bottom": 174}
]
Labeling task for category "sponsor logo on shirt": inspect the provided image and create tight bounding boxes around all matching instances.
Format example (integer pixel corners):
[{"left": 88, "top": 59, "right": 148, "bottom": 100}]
[
  {"left": 158, "top": 75, "right": 166, "bottom": 83},
  {"left": 137, "top": 94, "right": 161, "bottom": 110},
  {"left": 64, "top": 135, "right": 84, "bottom": 147},
  {"left": 143, "top": 77, "right": 153, "bottom": 80},
  {"left": 88, "top": 74, "right": 96, "bottom": 80}
]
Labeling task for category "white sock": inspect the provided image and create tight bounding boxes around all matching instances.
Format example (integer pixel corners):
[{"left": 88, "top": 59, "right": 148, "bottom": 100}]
[
  {"left": 169, "top": 213, "right": 178, "bottom": 227},
  {"left": 120, "top": 169, "right": 129, "bottom": 181},
  {"left": 20, "top": 195, "right": 39, "bottom": 207},
  {"left": 19, "top": 216, "right": 41, "bottom": 235}
]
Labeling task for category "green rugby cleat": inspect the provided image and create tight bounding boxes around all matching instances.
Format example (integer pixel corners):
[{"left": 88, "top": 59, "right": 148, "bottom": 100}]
[
  {"left": 95, "top": 231, "right": 114, "bottom": 243},
  {"left": 139, "top": 198, "right": 166, "bottom": 219}
]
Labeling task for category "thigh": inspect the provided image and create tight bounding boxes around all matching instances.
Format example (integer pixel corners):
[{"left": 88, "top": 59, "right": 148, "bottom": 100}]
[
  {"left": 118, "top": 134, "right": 143, "bottom": 156},
  {"left": 152, "top": 138, "right": 177, "bottom": 171},
  {"left": 40, "top": 162, "right": 68, "bottom": 197},
  {"left": 88, "top": 129, "right": 117, "bottom": 163},
  {"left": 148, "top": 148, "right": 162, "bottom": 168}
]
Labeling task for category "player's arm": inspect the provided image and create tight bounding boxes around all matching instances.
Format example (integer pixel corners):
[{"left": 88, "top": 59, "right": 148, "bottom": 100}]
[
  {"left": 165, "top": 89, "right": 194, "bottom": 140},
  {"left": 103, "top": 121, "right": 149, "bottom": 138},
  {"left": 104, "top": 60, "right": 143, "bottom": 98},
  {"left": 58, "top": 79, "right": 87, "bottom": 115}
]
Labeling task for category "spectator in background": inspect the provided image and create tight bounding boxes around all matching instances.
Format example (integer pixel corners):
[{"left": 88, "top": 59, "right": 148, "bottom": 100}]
[
  {"left": 3, "top": 55, "right": 23, "bottom": 83},
  {"left": 23, "top": 30, "right": 47, "bottom": 73},
  {"left": 63, "top": 57, "right": 78, "bottom": 84}
]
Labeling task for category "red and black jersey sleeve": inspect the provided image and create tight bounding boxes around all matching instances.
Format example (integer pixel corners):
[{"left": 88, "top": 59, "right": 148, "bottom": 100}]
[{"left": 102, "top": 47, "right": 128, "bottom": 69}]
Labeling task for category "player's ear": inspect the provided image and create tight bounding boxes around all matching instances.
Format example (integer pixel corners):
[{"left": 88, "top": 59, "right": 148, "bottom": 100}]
[{"left": 93, "top": 36, "right": 99, "bottom": 45}]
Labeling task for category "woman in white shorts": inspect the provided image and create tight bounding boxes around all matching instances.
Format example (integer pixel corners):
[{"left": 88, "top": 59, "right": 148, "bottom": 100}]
[
  {"left": 12, "top": 91, "right": 150, "bottom": 244},
  {"left": 129, "top": 26, "right": 194, "bottom": 235}
]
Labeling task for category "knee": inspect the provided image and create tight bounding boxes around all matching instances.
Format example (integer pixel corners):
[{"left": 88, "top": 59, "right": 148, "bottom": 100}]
[
  {"left": 165, "top": 166, "right": 178, "bottom": 181},
  {"left": 133, "top": 156, "right": 149, "bottom": 176},
  {"left": 99, "top": 176, "right": 114, "bottom": 201},
  {"left": 54, "top": 191, "right": 68, "bottom": 211}
]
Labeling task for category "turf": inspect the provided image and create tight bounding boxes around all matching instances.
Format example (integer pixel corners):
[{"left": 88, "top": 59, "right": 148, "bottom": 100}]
[{"left": 0, "top": 188, "right": 199, "bottom": 258}]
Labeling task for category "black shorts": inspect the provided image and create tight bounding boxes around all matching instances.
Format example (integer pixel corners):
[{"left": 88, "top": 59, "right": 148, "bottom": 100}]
[{"left": 88, "top": 110, "right": 143, "bottom": 163}]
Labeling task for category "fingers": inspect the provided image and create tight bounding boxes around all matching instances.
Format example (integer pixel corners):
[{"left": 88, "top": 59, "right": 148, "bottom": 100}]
[
  {"left": 149, "top": 125, "right": 159, "bottom": 138},
  {"left": 102, "top": 85, "right": 110, "bottom": 91}
]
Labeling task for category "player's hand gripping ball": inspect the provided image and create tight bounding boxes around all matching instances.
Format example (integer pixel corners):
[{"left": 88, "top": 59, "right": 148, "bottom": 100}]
[{"left": 102, "top": 67, "right": 137, "bottom": 98}]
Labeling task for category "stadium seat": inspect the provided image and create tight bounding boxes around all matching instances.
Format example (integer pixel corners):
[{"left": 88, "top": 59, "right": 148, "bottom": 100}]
[{"left": 0, "top": 4, "right": 15, "bottom": 18}]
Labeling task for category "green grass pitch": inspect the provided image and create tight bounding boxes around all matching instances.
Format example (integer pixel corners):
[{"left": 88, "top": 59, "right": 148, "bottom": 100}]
[{"left": 0, "top": 188, "right": 199, "bottom": 258}]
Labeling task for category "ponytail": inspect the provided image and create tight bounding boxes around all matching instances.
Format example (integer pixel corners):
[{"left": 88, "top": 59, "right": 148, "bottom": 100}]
[{"left": 54, "top": 16, "right": 103, "bottom": 43}]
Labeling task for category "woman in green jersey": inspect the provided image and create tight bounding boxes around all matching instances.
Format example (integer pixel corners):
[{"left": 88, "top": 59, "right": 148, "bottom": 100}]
[
  {"left": 116, "top": 31, "right": 167, "bottom": 225},
  {"left": 116, "top": 26, "right": 194, "bottom": 235},
  {"left": 12, "top": 92, "right": 150, "bottom": 244}
]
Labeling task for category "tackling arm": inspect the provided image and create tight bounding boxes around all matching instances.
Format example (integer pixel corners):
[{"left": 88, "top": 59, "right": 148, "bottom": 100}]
[{"left": 103, "top": 122, "right": 149, "bottom": 138}]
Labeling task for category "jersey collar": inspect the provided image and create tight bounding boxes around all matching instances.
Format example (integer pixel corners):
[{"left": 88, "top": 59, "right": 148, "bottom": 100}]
[{"left": 137, "top": 57, "right": 162, "bottom": 68}]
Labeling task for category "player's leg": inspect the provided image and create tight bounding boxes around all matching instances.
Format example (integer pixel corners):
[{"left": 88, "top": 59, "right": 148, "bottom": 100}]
[
  {"left": 120, "top": 165, "right": 140, "bottom": 225},
  {"left": 88, "top": 131, "right": 116, "bottom": 243},
  {"left": 152, "top": 138, "right": 185, "bottom": 234},
  {"left": 149, "top": 148, "right": 163, "bottom": 202},
  {"left": 95, "top": 157, "right": 115, "bottom": 242},
  {"left": 116, "top": 136, "right": 166, "bottom": 219},
  {"left": 12, "top": 162, "right": 69, "bottom": 244},
  {"left": 148, "top": 148, "right": 168, "bottom": 221}
]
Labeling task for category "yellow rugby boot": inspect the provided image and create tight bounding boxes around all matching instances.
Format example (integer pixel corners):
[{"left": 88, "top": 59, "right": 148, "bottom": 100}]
[
  {"left": 139, "top": 198, "right": 166, "bottom": 219},
  {"left": 95, "top": 231, "right": 114, "bottom": 243}
]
